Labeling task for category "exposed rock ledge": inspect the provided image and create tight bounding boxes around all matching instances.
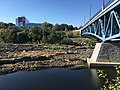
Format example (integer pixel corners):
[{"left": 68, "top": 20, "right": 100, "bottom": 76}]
[
  {"left": 0, "top": 59, "right": 86, "bottom": 75},
  {"left": 0, "top": 44, "right": 93, "bottom": 74}
]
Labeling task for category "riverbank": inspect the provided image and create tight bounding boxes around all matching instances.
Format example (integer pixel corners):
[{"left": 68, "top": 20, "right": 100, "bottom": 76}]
[{"left": 0, "top": 44, "right": 94, "bottom": 74}]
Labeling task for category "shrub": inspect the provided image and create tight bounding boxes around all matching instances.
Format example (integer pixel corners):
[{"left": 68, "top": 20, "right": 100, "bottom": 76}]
[
  {"left": 66, "top": 31, "right": 80, "bottom": 38},
  {"left": 77, "top": 39, "right": 97, "bottom": 46},
  {"left": 62, "top": 37, "right": 73, "bottom": 45},
  {"left": 98, "top": 66, "right": 120, "bottom": 90}
]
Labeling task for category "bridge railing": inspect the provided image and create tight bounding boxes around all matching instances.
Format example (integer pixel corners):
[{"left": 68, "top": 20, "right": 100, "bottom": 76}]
[
  {"left": 91, "top": 0, "right": 115, "bottom": 21},
  {"left": 104, "top": 0, "right": 115, "bottom": 8},
  {"left": 82, "top": 0, "right": 115, "bottom": 29}
]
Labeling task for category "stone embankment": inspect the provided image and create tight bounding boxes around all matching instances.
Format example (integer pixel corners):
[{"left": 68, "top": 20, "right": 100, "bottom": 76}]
[{"left": 0, "top": 44, "right": 94, "bottom": 74}]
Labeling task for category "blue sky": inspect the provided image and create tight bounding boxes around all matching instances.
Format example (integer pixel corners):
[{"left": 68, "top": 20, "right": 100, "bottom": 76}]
[{"left": 0, "top": 0, "right": 110, "bottom": 27}]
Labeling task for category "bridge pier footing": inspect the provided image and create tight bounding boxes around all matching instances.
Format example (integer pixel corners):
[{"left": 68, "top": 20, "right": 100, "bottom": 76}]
[{"left": 88, "top": 42, "right": 120, "bottom": 68}]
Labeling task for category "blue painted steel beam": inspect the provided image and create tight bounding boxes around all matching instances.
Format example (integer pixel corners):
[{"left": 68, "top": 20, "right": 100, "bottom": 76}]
[
  {"left": 81, "top": 0, "right": 119, "bottom": 30},
  {"left": 81, "top": 0, "right": 120, "bottom": 42}
]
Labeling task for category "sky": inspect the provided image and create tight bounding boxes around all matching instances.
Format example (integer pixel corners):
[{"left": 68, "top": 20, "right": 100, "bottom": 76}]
[{"left": 0, "top": 0, "right": 111, "bottom": 27}]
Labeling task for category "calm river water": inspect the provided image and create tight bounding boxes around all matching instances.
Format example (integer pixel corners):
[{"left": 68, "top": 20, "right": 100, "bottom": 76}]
[{"left": 0, "top": 68, "right": 115, "bottom": 90}]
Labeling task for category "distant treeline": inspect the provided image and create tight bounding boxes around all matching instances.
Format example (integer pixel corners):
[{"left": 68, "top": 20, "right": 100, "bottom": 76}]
[{"left": 0, "top": 22, "right": 80, "bottom": 44}]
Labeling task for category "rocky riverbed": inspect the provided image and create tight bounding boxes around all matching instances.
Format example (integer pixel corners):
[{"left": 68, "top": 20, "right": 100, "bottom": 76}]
[{"left": 0, "top": 44, "right": 94, "bottom": 74}]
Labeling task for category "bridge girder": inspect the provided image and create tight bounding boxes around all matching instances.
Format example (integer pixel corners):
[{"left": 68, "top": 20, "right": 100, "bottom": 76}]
[
  {"left": 81, "top": 0, "right": 120, "bottom": 42},
  {"left": 82, "top": 10, "right": 120, "bottom": 42}
]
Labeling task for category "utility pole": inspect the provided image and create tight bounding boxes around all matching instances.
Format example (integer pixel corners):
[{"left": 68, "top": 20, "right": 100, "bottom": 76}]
[
  {"left": 84, "top": 16, "right": 86, "bottom": 24},
  {"left": 89, "top": 6, "right": 92, "bottom": 20},
  {"left": 81, "top": 20, "right": 83, "bottom": 26},
  {"left": 102, "top": 0, "right": 105, "bottom": 10}
]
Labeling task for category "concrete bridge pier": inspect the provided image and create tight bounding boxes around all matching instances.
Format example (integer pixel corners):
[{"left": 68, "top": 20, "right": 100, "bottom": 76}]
[{"left": 88, "top": 42, "right": 120, "bottom": 67}]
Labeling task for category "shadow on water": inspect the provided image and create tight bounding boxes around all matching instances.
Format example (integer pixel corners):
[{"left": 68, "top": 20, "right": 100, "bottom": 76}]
[{"left": 0, "top": 68, "right": 116, "bottom": 90}]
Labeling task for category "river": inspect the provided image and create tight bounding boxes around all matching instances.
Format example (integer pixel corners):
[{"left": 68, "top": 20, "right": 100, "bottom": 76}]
[{"left": 0, "top": 68, "right": 116, "bottom": 90}]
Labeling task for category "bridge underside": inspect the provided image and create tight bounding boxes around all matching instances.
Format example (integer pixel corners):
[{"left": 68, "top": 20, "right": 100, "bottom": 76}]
[{"left": 81, "top": 1, "right": 120, "bottom": 42}]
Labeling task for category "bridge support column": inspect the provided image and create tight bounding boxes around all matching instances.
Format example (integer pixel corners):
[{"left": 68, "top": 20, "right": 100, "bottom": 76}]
[{"left": 88, "top": 42, "right": 120, "bottom": 67}]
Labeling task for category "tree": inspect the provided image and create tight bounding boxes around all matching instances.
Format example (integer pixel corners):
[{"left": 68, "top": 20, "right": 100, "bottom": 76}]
[
  {"left": 17, "top": 30, "right": 29, "bottom": 43},
  {"left": 0, "top": 29, "right": 8, "bottom": 43},
  {"left": 62, "top": 36, "right": 73, "bottom": 45},
  {"left": 0, "top": 28, "right": 17, "bottom": 43},
  {"left": 8, "top": 23, "right": 15, "bottom": 27},
  {"left": 52, "top": 24, "right": 61, "bottom": 31},
  {"left": 79, "top": 26, "right": 82, "bottom": 29},
  {"left": 0, "top": 22, "right": 79, "bottom": 44},
  {"left": 48, "top": 30, "right": 57, "bottom": 44},
  {"left": 67, "top": 32, "right": 74, "bottom": 38},
  {"left": 0, "top": 22, "right": 8, "bottom": 29},
  {"left": 60, "top": 24, "right": 68, "bottom": 31},
  {"left": 74, "top": 27, "right": 78, "bottom": 30},
  {"left": 56, "top": 32, "right": 65, "bottom": 43},
  {"left": 42, "top": 22, "right": 53, "bottom": 32},
  {"left": 68, "top": 25, "right": 74, "bottom": 31},
  {"left": 7, "top": 28, "right": 17, "bottom": 43},
  {"left": 41, "top": 22, "right": 53, "bottom": 43},
  {"left": 28, "top": 26, "right": 42, "bottom": 43}
]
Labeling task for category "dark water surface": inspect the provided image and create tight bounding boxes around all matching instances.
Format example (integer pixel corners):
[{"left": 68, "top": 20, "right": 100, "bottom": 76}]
[{"left": 0, "top": 68, "right": 111, "bottom": 90}]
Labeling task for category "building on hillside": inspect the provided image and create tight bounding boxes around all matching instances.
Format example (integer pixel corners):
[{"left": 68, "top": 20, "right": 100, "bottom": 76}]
[{"left": 16, "top": 16, "right": 42, "bottom": 28}]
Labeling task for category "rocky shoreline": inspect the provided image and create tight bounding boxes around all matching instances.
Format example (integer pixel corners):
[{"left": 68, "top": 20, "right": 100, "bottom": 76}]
[
  {"left": 0, "top": 44, "right": 94, "bottom": 74},
  {"left": 0, "top": 60, "right": 86, "bottom": 75}
]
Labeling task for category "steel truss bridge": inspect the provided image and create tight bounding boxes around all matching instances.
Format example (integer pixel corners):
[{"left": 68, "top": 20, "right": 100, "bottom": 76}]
[{"left": 81, "top": 0, "right": 120, "bottom": 42}]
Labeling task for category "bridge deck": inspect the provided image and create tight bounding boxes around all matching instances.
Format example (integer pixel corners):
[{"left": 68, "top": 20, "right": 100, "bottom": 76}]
[
  {"left": 81, "top": 0, "right": 119, "bottom": 30},
  {"left": 81, "top": 0, "right": 120, "bottom": 42}
]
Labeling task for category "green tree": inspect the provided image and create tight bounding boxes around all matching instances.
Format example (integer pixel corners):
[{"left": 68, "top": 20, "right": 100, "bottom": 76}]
[
  {"left": 60, "top": 24, "right": 68, "bottom": 31},
  {"left": 74, "top": 27, "right": 78, "bottom": 30},
  {"left": 56, "top": 32, "right": 65, "bottom": 43},
  {"left": 48, "top": 30, "right": 57, "bottom": 44},
  {"left": 41, "top": 22, "right": 53, "bottom": 43},
  {"left": 67, "top": 32, "right": 74, "bottom": 38},
  {"left": 0, "top": 29, "right": 8, "bottom": 43},
  {"left": 42, "top": 22, "right": 53, "bottom": 32},
  {"left": 0, "top": 22, "right": 8, "bottom": 29},
  {"left": 28, "top": 26, "right": 42, "bottom": 43},
  {"left": 62, "top": 36, "right": 73, "bottom": 45},
  {"left": 68, "top": 25, "right": 74, "bottom": 31},
  {"left": 0, "top": 28, "right": 17, "bottom": 43},
  {"left": 79, "top": 26, "right": 82, "bottom": 29},
  {"left": 17, "top": 30, "right": 29, "bottom": 43},
  {"left": 8, "top": 28, "right": 17, "bottom": 43},
  {"left": 52, "top": 24, "right": 61, "bottom": 31}
]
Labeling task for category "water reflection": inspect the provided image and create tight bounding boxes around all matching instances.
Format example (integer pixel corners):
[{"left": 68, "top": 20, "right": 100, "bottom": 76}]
[
  {"left": 90, "top": 69, "right": 102, "bottom": 88},
  {"left": 0, "top": 68, "right": 115, "bottom": 90}
]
